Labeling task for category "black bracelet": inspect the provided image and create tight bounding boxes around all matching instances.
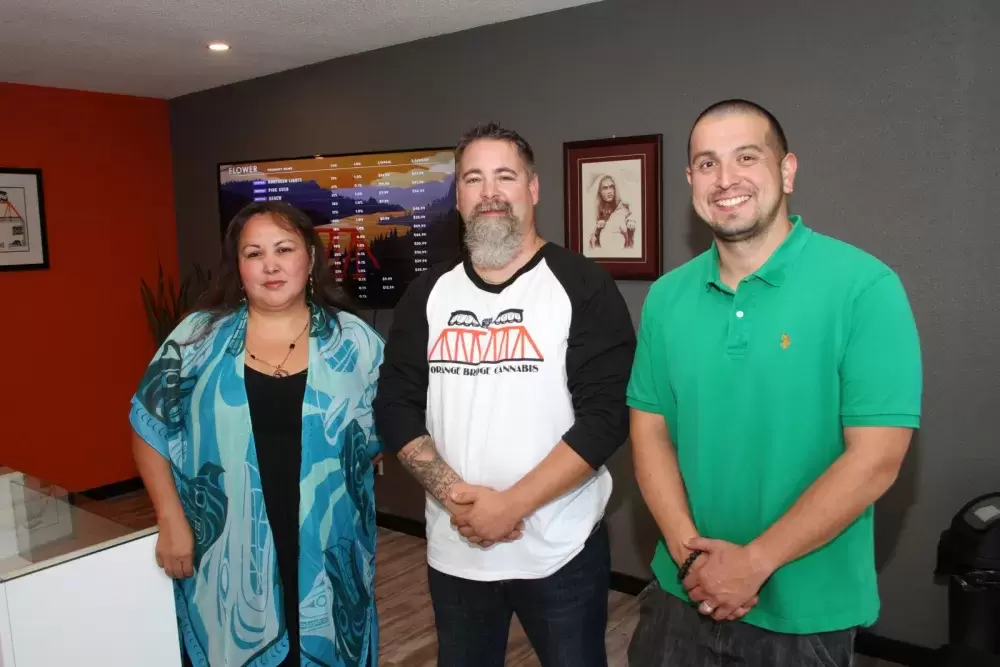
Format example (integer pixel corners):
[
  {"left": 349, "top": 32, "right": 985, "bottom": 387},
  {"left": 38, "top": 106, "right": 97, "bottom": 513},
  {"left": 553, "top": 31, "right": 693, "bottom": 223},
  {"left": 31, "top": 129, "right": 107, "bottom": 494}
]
[{"left": 677, "top": 549, "right": 703, "bottom": 581}]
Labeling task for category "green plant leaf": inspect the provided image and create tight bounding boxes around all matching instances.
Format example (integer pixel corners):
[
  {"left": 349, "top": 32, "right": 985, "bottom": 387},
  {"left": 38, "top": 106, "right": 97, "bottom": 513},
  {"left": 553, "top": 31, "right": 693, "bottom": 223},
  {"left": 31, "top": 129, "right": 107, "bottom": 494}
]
[{"left": 139, "top": 261, "right": 211, "bottom": 347}]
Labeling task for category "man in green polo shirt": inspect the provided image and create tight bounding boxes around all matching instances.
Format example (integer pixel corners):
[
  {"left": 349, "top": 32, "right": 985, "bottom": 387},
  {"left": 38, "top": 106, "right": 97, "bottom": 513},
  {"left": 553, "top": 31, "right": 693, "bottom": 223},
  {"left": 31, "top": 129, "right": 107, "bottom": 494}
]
[{"left": 626, "top": 99, "right": 922, "bottom": 667}]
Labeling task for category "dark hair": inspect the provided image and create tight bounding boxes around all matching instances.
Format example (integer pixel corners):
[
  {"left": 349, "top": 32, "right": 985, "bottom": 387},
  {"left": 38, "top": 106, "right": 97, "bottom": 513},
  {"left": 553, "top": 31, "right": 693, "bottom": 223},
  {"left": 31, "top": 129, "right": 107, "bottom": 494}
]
[
  {"left": 455, "top": 122, "right": 536, "bottom": 174},
  {"left": 188, "top": 201, "right": 356, "bottom": 339},
  {"left": 687, "top": 99, "right": 788, "bottom": 162}
]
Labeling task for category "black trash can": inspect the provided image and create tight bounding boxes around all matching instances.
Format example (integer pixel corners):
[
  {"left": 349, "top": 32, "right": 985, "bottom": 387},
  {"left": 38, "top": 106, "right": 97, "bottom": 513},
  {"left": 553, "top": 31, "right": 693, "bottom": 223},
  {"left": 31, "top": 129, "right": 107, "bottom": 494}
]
[{"left": 935, "top": 492, "right": 1000, "bottom": 661}]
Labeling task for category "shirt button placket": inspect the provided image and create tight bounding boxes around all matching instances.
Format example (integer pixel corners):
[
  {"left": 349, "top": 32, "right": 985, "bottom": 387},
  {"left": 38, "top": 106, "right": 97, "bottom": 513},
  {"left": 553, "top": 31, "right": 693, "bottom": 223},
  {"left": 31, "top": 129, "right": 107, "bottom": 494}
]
[{"left": 727, "top": 293, "right": 750, "bottom": 357}]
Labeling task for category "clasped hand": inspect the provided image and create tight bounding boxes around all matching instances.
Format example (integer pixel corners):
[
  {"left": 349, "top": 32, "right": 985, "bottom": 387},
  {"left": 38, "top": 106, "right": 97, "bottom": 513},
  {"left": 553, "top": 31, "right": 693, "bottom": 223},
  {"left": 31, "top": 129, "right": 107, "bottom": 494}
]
[
  {"left": 448, "top": 482, "right": 525, "bottom": 548},
  {"left": 681, "top": 537, "right": 773, "bottom": 622}
]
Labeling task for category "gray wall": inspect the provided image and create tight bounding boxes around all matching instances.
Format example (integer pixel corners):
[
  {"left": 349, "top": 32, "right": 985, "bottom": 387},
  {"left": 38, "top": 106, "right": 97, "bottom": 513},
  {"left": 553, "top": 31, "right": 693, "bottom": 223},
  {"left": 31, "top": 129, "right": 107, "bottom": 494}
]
[{"left": 168, "top": 0, "right": 1000, "bottom": 649}]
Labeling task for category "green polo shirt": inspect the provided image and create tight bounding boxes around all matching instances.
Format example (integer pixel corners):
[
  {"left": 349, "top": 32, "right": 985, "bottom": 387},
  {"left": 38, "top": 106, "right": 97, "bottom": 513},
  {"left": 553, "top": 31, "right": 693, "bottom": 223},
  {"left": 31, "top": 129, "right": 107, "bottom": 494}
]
[{"left": 627, "top": 215, "right": 922, "bottom": 635}]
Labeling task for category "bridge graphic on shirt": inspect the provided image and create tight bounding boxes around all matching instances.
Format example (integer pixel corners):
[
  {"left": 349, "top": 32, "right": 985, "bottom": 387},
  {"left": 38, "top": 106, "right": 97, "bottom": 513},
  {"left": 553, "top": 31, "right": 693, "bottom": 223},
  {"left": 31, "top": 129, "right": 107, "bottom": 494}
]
[{"left": 428, "top": 309, "right": 544, "bottom": 366}]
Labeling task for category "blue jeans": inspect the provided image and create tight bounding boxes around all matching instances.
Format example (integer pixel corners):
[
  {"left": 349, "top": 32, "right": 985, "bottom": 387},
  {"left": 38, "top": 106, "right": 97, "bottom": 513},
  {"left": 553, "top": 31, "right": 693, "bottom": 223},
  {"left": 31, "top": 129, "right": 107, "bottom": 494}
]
[
  {"left": 627, "top": 580, "right": 857, "bottom": 667},
  {"left": 427, "top": 521, "right": 611, "bottom": 667}
]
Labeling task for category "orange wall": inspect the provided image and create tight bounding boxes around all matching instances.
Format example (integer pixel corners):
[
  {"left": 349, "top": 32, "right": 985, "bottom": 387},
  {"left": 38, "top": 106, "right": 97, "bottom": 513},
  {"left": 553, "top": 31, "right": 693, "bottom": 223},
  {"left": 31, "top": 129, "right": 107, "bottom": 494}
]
[{"left": 0, "top": 82, "right": 178, "bottom": 491}]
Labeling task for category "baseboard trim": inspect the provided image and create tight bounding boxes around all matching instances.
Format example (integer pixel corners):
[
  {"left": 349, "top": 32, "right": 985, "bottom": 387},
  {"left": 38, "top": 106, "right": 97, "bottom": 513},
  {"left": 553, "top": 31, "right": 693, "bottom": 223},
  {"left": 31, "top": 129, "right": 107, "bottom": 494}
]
[
  {"left": 608, "top": 570, "right": 647, "bottom": 596},
  {"left": 376, "top": 510, "right": 426, "bottom": 539},
  {"left": 854, "top": 631, "right": 940, "bottom": 666},
  {"left": 78, "top": 475, "right": 145, "bottom": 500}
]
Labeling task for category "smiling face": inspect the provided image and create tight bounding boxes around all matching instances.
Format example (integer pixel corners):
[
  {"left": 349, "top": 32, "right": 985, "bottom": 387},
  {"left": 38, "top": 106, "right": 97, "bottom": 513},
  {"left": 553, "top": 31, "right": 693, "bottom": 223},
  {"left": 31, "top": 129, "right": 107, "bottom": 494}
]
[
  {"left": 686, "top": 112, "right": 797, "bottom": 242},
  {"left": 457, "top": 138, "right": 539, "bottom": 269},
  {"left": 237, "top": 212, "right": 312, "bottom": 311}
]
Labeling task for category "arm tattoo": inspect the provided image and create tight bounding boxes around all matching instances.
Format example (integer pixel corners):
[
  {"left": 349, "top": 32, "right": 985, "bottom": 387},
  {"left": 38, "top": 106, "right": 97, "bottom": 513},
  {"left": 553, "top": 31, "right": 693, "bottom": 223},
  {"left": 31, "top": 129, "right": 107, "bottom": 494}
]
[{"left": 398, "top": 435, "right": 462, "bottom": 505}]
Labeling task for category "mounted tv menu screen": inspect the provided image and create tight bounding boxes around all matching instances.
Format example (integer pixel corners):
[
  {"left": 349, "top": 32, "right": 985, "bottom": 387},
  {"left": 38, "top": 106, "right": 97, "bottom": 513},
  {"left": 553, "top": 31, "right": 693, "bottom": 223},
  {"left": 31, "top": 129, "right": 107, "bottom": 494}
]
[{"left": 218, "top": 148, "right": 462, "bottom": 309}]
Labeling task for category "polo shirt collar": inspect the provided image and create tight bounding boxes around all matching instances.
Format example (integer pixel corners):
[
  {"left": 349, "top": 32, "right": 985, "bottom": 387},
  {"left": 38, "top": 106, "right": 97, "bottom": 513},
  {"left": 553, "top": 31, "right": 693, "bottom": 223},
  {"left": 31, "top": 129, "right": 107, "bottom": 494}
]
[{"left": 704, "top": 215, "right": 812, "bottom": 290}]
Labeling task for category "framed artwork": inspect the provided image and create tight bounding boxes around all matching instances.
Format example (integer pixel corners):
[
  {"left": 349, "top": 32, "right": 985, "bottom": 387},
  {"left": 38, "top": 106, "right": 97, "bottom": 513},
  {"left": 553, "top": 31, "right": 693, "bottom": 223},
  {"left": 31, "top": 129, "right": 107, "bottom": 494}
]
[
  {"left": 0, "top": 167, "right": 49, "bottom": 271},
  {"left": 563, "top": 134, "right": 662, "bottom": 280}
]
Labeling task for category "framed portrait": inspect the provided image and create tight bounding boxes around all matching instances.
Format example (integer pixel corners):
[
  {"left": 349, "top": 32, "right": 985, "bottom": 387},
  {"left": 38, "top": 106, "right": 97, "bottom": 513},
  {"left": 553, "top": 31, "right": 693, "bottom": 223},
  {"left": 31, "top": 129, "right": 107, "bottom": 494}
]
[
  {"left": 563, "top": 134, "right": 662, "bottom": 280},
  {"left": 0, "top": 167, "right": 49, "bottom": 271}
]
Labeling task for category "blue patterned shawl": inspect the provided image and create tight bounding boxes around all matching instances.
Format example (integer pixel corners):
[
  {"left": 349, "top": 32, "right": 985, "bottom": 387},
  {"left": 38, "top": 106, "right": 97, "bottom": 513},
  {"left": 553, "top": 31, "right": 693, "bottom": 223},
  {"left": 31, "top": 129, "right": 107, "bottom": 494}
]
[{"left": 129, "top": 303, "right": 384, "bottom": 667}]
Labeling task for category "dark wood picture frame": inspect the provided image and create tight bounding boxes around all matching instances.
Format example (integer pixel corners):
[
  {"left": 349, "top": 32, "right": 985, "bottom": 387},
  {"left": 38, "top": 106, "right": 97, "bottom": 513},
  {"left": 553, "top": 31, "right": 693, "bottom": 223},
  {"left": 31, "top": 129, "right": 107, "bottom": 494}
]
[
  {"left": 563, "top": 134, "right": 662, "bottom": 280},
  {"left": 0, "top": 167, "right": 49, "bottom": 271}
]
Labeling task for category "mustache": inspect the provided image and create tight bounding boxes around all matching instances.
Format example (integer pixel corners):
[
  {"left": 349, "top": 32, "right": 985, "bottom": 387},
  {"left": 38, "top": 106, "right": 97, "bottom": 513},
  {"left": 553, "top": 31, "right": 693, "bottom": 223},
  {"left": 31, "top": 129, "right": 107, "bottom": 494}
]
[{"left": 472, "top": 199, "right": 513, "bottom": 217}]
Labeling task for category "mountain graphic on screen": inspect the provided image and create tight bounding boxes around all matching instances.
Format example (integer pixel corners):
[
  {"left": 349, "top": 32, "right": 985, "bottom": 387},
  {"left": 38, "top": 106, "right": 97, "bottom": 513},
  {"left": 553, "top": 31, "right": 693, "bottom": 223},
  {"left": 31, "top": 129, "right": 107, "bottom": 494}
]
[{"left": 217, "top": 151, "right": 462, "bottom": 310}]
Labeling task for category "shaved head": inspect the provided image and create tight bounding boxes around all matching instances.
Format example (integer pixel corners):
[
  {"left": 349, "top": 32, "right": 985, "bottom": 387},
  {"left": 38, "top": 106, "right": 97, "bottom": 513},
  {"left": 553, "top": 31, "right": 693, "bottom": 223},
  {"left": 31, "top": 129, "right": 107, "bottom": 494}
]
[{"left": 687, "top": 99, "right": 788, "bottom": 164}]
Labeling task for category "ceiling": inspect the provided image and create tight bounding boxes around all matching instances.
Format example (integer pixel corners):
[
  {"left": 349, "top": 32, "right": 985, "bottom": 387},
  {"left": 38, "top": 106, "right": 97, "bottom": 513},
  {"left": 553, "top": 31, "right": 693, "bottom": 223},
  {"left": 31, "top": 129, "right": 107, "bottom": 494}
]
[{"left": 1, "top": 0, "right": 601, "bottom": 99}]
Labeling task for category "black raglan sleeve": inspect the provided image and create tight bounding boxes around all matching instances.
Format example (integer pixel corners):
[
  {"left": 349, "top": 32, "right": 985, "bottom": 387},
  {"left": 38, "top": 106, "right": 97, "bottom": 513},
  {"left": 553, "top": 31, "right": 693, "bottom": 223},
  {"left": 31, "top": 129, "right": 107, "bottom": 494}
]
[
  {"left": 551, "top": 250, "right": 638, "bottom": 469},
  {"left": 372, "top": 268, "right": 440, "bottom": 454}
]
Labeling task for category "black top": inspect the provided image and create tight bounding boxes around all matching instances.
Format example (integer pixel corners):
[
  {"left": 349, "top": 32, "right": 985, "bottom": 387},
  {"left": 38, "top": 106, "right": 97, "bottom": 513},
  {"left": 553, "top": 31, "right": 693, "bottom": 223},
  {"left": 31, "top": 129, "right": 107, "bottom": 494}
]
[{"left": 245, "top": 365, "right": 306, "bottom": 667}]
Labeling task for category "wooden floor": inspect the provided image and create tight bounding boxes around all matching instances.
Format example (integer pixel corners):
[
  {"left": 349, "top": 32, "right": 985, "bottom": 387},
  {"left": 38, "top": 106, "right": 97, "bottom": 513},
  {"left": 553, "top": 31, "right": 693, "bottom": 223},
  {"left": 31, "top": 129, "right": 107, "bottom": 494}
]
[
  {"left": 375, "top": 527, "right": 640, "bottom": 666},
  {"left": 81, "top": 491, "right": 900, "bottom": 666}
]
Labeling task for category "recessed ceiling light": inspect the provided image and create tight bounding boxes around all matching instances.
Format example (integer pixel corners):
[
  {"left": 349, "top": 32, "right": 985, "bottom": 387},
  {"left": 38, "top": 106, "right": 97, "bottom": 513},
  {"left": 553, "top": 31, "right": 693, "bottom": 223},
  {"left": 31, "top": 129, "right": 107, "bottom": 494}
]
[{"left": 208, "top": 43, "right": 230, "bottom": 52}]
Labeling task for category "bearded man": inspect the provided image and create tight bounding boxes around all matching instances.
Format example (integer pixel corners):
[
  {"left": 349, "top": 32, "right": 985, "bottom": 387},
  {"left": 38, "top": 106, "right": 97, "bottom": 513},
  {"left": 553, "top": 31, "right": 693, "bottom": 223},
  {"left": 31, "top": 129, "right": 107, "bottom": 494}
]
[
  {"left": 373, "top": 122, "right": 636, "bottom": 667},
  {"left": 591, "top": 175, "right": 637, "bottom": 250}
]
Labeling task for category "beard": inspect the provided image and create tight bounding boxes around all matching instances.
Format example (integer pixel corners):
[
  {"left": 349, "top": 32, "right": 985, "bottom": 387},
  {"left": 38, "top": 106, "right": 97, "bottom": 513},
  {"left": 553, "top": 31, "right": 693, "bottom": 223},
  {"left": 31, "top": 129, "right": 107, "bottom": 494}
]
[
  {"left": 706, "top": 191, "right": 784, "bottom": 243},
  {"left": 464, "top": 200, "right": 524, "bottom": 269}
]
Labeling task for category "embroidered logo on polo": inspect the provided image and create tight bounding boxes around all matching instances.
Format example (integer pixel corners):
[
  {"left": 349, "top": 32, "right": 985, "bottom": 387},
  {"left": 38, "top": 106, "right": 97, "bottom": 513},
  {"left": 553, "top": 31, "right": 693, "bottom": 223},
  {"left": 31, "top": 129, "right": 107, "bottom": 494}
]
[{"left": 428, "top": 308, "right": 544, "bottom": 375}]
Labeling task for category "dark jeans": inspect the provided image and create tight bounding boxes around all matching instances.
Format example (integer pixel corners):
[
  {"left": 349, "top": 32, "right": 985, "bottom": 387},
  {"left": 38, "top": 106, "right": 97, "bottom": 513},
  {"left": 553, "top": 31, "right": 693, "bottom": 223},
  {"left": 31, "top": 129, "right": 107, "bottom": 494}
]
[
  {"left": 427, "top": 521, "right": 611, "bottom": 667},
  {"left": 627, "top": 580, "right": 857, "bottom": 667}
]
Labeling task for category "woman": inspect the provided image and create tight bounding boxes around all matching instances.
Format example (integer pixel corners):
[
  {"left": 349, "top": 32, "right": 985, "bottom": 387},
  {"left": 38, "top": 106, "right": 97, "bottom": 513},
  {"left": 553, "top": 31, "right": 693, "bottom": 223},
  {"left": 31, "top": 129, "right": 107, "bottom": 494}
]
[{"left": 129, "top": 201, "right": 384, "bottom": 667}]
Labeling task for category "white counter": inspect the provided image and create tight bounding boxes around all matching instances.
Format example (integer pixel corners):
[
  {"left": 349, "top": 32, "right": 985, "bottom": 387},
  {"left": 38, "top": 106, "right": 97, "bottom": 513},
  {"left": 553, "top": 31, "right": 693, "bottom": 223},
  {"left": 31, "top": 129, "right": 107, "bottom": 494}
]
[{"left": 0, "top": 468, "right": 180, "bottom": 667}]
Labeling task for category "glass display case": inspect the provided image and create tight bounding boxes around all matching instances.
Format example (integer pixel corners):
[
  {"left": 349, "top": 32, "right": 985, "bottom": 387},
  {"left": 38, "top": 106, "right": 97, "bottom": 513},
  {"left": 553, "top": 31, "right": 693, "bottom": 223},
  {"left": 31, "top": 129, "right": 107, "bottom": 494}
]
[
  {"left": 0, "top": 466, "right": 150, "bottom": 581},
  {"left": 0, "top": 466, "right": 180, "bottom": 667}
]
